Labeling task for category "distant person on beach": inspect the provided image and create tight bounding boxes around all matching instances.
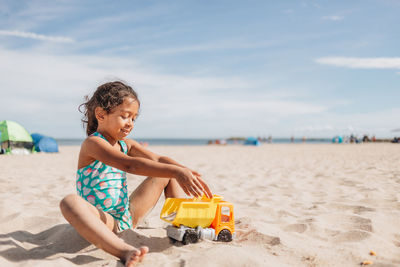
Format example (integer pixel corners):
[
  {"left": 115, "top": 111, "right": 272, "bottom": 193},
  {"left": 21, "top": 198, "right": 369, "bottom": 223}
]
[{"left": 59, "top": 81, "right": 212, "bottom": 266}]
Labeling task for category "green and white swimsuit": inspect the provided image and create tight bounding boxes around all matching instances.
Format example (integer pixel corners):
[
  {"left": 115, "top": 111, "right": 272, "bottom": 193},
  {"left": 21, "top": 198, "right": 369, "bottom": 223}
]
[{"left": 76, "top": 132, "right": 133, "bottom": 231}]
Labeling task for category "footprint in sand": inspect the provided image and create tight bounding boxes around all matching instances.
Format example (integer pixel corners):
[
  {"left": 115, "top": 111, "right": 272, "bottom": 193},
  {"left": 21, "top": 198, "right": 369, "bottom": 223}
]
[
  {"left": 393, "top": 234, "right": 400, "bottom": 247},
  {"left": 248, "top": 199, "right": 261, "bottom": 207},
  {"left": 283, "top": 223, "right": 308, "bottom": 233},
  {"left": 235, "top": 228, "right": 280, "bottom": 246},
  {"left": 234, "top": 217, "right": 280, "bottom": 246},
  {"left": 332, "top": 230, "right": 371, "bottom": 242},
  {"left": 328, "top": 203, "right": 375, "bottom": 215},
  {"left": 317, "top": 213, "right": 373, "bottom": 242}
]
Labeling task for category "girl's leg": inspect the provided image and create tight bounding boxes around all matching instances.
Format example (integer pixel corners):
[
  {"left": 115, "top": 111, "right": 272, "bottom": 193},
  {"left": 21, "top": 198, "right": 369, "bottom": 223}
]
[
  {"left": 60, "top": 194, "right": 148, "bottom": 266},
  {"left": 129, "top": 177, "right": 185, "bottom": 227}
]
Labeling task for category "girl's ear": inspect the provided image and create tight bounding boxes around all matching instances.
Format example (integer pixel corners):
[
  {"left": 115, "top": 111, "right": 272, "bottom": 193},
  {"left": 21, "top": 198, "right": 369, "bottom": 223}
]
[{"left": 95, "top": 107, "right": 107, "bottom": 122}]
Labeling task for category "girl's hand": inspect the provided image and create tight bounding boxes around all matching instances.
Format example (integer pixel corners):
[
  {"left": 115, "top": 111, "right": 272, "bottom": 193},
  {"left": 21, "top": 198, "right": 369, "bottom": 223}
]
[
  {"left": 192, "top": 171, "right": 213, "bottom": 199},
  {"left": 189, "top": 169, "right": 202, "bottom": 178},
  {"left": 176, "top": 168, "right": 213, "bottom": 198}
]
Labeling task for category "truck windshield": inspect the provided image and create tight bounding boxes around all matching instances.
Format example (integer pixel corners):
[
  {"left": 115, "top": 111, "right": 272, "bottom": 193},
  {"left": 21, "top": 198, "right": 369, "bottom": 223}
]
[{"left": 221, "top": 206, "right": 231, "bottom": 222}]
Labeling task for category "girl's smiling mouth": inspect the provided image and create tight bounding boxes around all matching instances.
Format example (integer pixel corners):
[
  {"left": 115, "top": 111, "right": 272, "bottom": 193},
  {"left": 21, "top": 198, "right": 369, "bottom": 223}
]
[{"left": 122, "top": 129, "right": 131, "bottom": 135}]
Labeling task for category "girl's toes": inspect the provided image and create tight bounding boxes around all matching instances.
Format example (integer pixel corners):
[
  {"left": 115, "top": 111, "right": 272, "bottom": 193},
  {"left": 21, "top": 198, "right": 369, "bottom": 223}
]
[
  {"left": 139, "top": 246, "right": 149, "bottom": 262},
  {"left": 124, "top": 250, "right": 141, "bottom": 267}
]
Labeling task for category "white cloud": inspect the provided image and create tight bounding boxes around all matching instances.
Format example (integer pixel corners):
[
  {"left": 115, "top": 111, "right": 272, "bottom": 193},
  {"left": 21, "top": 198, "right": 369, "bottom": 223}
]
[
  {"left": 151, "top": 40, "right": 275, "bottom": 55},
  {"left": 0, "top": 46, "right": 328, "bottom": 138},
  {"left": 216, "top": 100, "right": 326, "bottom": 116},
  {"left": 0, "top": 47, "right": 396, "bottom": 139},
  {"left": 322, "top": 15, "right": 344, "bottom": 21},
  {"left": 316, "top": 57, "right": 400, "bottom": 69},
  {"left": 0, "top": 30, "right": 74, "bottom": 43},
  {"left": 295, "top": 124, "right": 334, "bottom": 132}
]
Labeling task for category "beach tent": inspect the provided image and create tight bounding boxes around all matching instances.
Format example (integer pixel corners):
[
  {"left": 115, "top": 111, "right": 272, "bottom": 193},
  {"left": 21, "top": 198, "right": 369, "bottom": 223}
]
[
  {"left": 31, "top": 133, "right": 59, "bottom": 153},
  {"left": 244, "top": 137, "right": 260, "bottom": 146},
  {"left": 332, "top": 136, "right": 343, "bottom": 144},
  {"left": 0, "top": 120, "right": 34, "bottom": 154},
  {"left": 0, "top": 131, "right": 3, "bottom": 154}
]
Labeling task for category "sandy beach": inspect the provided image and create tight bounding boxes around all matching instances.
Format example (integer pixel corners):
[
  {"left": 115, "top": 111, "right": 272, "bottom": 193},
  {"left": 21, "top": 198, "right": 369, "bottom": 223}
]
[{"left": 0, "top": 144, "right": 399, "bottom": 266}]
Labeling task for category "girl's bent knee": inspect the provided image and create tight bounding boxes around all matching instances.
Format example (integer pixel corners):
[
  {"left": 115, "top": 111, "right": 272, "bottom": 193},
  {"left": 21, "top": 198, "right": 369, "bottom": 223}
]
[{"left": 60, "top": 194, "right": 80, "bottom": 213}]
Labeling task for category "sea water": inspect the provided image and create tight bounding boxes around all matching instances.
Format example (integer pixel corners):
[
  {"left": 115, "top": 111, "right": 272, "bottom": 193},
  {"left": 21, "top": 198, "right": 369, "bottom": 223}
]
[{"left": 56, "top": 138, "right": 331, "bottom": 146}]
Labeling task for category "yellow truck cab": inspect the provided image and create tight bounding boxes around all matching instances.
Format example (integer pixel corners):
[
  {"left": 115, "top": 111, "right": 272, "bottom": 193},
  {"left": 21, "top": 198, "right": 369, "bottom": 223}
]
[{"left": 160, "top": 195, "right": 235, "bottom": 244}]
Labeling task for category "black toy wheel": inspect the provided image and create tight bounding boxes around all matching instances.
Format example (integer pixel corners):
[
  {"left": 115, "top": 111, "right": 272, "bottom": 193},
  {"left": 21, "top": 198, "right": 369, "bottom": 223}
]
[
  {"left": 182, "top": 230, "right": 199, "bottom": 245},
  {"left": 217, "top": 229, "right": 232, "bottom": 242}
]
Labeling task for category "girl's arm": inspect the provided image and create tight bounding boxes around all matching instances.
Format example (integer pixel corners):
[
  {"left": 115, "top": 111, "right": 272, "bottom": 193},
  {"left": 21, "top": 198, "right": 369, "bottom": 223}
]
[
  {"left": 124, "top": 139, "right": 211, "bottom": 197},
  {"left": 125, "top": 139, "right": 200, "bottom": 174},
  {"left": 81, "top": 136, "right": 211, "bottom": 197}
]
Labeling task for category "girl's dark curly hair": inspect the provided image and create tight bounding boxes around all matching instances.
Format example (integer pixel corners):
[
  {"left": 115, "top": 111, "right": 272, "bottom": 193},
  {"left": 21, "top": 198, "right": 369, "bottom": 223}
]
[{"left": 79, "top": 81, "right": 140, "bottom": 136}]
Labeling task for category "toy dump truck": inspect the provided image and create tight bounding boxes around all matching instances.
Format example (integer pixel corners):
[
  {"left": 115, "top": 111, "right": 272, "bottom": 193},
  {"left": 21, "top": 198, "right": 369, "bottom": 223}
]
[{"left": 160, "top": 195, "right": 235, "bottom": 244}]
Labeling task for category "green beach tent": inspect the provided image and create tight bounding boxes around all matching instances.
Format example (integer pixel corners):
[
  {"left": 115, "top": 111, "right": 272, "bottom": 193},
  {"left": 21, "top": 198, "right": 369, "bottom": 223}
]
[{"left": 0, "top": 120, "right": 34, "bottom": 154}]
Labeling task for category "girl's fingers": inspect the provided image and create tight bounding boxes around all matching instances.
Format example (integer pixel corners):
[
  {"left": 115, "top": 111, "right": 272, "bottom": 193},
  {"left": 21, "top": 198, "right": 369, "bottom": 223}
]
[
  {"left": 191, "top": 182, "right": 202, "bottom": 197},
  {"left": 192, "top": 178, "right": 205, "bottom": 194},
  {"left": 177, "top": 170, "right": 209, "bottom": 198},
  {"left": 182, "top": 186, "right": 190, "bottom": 196},
  {"left": 188, "top": 186, "right": 200, "bottom": 197},
  {"left": 192, "top": 170, "right": 202, "bottom": 177},
  {"left": 190, "top": 173, "right": 208, "bottom": 195},
  {"left": 188, "top": 172, "right": 203, "bottom": 197},
  {"left": 178, "top": 180, "right": 191, "bottom": 196},
  {"left": 198, "top": 177, "right": 213, "bottom": 198}
]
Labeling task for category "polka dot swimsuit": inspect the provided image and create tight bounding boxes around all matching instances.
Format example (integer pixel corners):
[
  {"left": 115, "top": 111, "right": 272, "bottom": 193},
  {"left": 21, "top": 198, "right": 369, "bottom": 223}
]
[{"left": 76, "top": 132, "right": 132, "bottom": 231}]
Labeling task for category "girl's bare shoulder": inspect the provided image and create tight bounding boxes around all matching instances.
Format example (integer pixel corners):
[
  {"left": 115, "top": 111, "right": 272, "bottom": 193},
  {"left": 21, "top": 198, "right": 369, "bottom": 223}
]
[
  {"left": 81, "top": 135, "right": 107, "bottom": 151},
  {"left": 78, "top": 136, "right": 107, "bottom": 168},
  {"left": 78, "top": 136, "right": 129, "bottom": 169}
]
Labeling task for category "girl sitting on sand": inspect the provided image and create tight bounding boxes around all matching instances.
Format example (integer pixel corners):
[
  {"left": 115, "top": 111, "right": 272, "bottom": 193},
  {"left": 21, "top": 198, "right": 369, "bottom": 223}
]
[{"left": 60, "top": 81, "right": 212, "bottom": 267}]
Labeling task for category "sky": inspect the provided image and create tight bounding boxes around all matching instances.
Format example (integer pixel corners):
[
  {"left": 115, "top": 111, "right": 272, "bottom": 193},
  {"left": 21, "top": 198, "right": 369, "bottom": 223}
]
[{"left": 0, "top": 0, "right": 399, "bottom": 139}]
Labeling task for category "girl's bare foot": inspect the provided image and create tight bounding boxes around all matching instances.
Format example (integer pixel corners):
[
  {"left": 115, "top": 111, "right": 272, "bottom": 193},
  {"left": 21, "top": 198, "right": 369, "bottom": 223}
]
[{"left": 123, "top": 246, "right": 149, "bottom": 267}]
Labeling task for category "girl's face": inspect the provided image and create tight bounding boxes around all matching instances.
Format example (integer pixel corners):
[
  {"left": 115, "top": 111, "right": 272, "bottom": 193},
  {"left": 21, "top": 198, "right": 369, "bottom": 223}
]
[{"left": 99, "top": 96, "right": 139, "bottom": 140}]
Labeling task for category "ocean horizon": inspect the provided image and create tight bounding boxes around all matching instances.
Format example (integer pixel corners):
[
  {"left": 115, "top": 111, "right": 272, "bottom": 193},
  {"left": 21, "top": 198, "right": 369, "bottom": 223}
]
[{"left": 56, "top": 137, "right": 332, "bottom": 146}]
